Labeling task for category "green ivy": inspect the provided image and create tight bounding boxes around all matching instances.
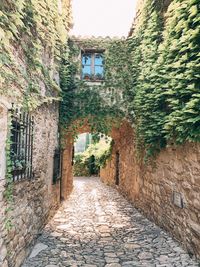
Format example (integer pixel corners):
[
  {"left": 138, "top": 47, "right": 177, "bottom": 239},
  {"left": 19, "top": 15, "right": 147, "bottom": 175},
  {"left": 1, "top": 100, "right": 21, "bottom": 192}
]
[
  {"left": 59, "top": 38, "right": 127, "bottom": 138},
  {"left": 0, "top": 0, "right": 71, "bottom": 110},
  {"left": 1, "top": 0, "right": 71, "bottom": 229},
  {"left": 161, "top": 0, "right": 200, "bottom": 143},
  {"left": 128, "top": 0, "right": 200, "bottom": 158}
]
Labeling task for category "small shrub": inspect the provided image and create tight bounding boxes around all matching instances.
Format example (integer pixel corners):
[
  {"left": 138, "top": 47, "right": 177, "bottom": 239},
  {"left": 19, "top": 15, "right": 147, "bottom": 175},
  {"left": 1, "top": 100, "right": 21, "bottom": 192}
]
[{"left": 73, "top": 139, "right": 113, "bottom": 177}]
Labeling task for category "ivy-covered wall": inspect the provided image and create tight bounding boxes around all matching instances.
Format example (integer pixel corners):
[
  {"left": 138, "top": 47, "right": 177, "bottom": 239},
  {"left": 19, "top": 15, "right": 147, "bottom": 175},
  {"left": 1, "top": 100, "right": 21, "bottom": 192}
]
[
  {"left": 127, "top": 0, "right": 200, "bottom": 158},
  {"left": 61, "top": 0, "right": 200, "bottom": 159},
  {"left": 0, "top": 0, "right": 71, "bottom": 109},
  {"left": 59, "top": 36, "right": 132, "bottom": 199},
  {"left": 101, "top": 0, "right": 200, "bottom": 259},
  {"left": 0, "top": 1, "right": 72, "bottom": 267},
  {"left": 59, "top": 36, "right": 131, "bottom": 138}
]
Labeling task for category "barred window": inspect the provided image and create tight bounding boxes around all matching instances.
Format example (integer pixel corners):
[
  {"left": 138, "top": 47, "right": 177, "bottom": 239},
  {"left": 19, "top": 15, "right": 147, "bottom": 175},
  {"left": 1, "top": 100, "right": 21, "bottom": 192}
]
[{"left": 10, "top": 108, "right": 34, "bottom": 181}]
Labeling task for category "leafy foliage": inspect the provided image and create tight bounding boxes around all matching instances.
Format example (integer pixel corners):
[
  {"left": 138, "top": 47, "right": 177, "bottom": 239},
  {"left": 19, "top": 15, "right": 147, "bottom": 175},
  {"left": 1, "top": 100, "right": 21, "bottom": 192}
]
[
  {"left": 59, "top": 38, "right": 127, "bottom": 138},
  {"left": 128, "top": 0, "right": 200, "bottom": 157},
  {"left": 161, "top": 0, "right": 200, "bottom": 143},
  {"left": 1, "top": 0, "right": 71, "bottom": 228},
  {"left": 73, "top": 139, "right": 113, "bottom": 176},
  {"left": 0, "top": 0, "right": 72, "bottom": 109}
]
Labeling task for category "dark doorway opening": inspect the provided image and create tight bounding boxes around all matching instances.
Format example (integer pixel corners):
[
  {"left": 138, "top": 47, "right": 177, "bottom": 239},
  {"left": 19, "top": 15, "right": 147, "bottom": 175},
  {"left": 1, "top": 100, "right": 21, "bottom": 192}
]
[{"left": 115, "top": 151, "right": 120, "bottom": 185}]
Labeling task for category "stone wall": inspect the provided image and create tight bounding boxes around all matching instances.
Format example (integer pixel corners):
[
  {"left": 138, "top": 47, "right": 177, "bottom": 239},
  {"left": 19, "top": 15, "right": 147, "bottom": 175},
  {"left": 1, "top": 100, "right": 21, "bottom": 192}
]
[
  {"left": 0, "top": 2, "right": 72, "bottom": 266},
  {"left": 0, "top": 103, "right": 60, "bottom": 267},
  {"left": 136, "top": 142, "right": 200, "bottom": 258},
  {"left": 101, "top": 121, "right": 140, "bottom": 200},
  {"left": 61, "top": 136, "right": 74, "bottom": 200},
  {"left": 100, "top": 123, "right": 200, "bottom": 259},
  {"left": 0, "top": 100, "right": 9, "bottom": 267}
]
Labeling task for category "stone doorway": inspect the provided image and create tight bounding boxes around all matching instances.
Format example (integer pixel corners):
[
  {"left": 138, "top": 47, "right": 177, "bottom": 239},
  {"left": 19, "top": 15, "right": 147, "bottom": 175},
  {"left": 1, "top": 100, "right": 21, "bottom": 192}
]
[
  {"left": 60, "top": 120, "right": 140, "bottom": 202},
  {"left": 60, "top": 121, "right": 114, "bottom": 200}
]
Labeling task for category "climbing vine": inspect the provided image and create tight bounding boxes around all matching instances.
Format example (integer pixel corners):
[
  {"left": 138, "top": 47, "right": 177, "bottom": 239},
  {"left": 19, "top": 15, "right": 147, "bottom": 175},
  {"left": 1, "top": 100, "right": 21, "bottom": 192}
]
[
  {"left": 161, "top": 0, "right": 200, "bottom": 143},
  {"left": 0, "top": 0, "right": 72, "bottom": 109},
  {"left": 128, "top": 0, "right": 200, "bottom": 158},
  {"left": 1, "top": 0, "right": 72, "bottom": 228},
  {"left": 59, "top": 37, "right": 129, "bottom": 138}
]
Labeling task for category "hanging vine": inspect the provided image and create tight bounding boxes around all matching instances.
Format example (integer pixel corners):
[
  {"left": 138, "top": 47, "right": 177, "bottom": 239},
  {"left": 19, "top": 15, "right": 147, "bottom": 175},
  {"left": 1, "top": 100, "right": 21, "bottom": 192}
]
[
  {"left": 1, "top": 0, "right": 72, "bottom": 228},
  {"left": 59, "top": 37, "right": 130, "bottom": 138},
  {"left": 0, "top": 0, "right": 72, "bottom": 109},
  {"left": 128, "top": 0, "right": 200, "bottom": 158}
]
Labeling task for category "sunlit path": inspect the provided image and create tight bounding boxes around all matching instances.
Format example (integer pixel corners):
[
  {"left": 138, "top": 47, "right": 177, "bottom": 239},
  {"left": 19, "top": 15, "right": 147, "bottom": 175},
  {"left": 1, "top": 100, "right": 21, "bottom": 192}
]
[{"left": 22, "top": 177, "right": 198, "bottom": 267}]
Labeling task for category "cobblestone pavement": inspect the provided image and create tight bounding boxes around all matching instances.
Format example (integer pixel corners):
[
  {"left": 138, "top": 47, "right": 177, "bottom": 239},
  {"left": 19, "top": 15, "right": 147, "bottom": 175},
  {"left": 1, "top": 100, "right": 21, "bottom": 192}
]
[{"left": 22, "top": 177, "right": 199, "bottom": 267}]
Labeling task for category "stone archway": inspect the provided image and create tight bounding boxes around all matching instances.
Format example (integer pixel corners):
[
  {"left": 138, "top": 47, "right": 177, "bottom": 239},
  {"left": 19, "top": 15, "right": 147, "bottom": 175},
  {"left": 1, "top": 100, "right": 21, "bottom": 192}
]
[
  {"left": 61, "top": 122, "right": 92, "bottom": 200},
  {"left": 60, "top": 120, "right": 140, "bottom": 201}
]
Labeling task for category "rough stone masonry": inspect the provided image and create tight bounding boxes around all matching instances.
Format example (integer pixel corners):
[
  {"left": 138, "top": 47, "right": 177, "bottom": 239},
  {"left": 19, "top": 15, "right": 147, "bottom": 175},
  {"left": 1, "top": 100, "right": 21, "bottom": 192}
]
[
  {"left": 0, "top": 103, "right": 61, "bottom": 267},
  {"left": 100, "top": 121, "right": 200, "bottom": 259},
  {"left": 22, "top": 177, "right": 199, "bottom": 267}
]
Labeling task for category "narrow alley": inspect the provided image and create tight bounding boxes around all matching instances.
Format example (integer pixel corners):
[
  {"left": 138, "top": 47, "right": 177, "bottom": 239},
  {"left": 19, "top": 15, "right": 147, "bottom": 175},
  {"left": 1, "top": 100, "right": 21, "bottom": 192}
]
[{"left": 22, "top": 177, "right": 198, "bottom": 267}]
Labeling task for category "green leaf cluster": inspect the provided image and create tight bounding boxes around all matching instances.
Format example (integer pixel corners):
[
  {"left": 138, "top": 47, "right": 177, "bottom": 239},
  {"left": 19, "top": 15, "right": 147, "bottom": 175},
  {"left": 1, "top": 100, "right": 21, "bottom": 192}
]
[
  {"left": 128, "top": 0, "right": 200, "bottom": 157},
  {"left": 73, "top": 139, "right": 113, "bottom": 176},
  {"left": 59, "top": 38, "right": 127, "bottom": 137},
  {"left": 0, "top": 0, "right": 72, "bottom": 110}
]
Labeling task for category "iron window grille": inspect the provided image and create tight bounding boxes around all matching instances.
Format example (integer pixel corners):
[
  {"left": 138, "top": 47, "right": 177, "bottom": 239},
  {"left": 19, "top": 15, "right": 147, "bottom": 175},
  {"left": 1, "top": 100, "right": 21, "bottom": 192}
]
[
  {"left": 10, "top": 107, "right": 34, "bottom": 181},
  {"left": 53, "top": 148, "right": 61, "bottom": 184},
  {"left": 82, "top": 51, "right": 104, "bottom": 81}
]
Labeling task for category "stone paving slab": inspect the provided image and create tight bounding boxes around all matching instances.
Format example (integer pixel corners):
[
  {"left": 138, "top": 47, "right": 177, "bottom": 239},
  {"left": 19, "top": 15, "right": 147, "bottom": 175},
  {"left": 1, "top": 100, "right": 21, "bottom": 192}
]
[{"left": 22, "top": 177, "right": 199, "bottom": 267}]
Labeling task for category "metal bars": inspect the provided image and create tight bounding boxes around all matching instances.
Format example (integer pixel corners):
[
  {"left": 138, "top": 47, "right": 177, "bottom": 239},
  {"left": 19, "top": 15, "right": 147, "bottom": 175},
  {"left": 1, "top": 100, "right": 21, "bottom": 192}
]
[{"left": 10, "top": 107, "right": 34, "bottom": 182}]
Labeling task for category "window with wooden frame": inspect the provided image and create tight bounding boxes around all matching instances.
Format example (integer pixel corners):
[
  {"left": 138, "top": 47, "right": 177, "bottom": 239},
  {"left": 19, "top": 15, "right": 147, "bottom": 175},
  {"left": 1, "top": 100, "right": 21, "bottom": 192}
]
[
  {"left": 10, "top": 107, "right": 34, "bottom": 182},
  {"left": 82, "top": 51, "right": 104, "bottom": 81}
]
